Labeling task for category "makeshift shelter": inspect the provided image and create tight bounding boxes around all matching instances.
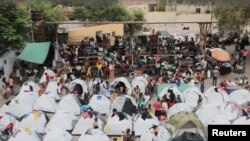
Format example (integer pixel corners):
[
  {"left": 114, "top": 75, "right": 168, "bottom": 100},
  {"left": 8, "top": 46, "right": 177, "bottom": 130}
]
[
  {"left": 79, "top": 128, "right": 109, "bottom": 141},
  {"left": 182, "top": 87, "right": 205, "bottom": 109},
  {"left": 69, "top": 79, "right": 88, "bottom": 98},
  {"left": 72, "top": 114, "right": 104, "bottom": 135},
  {"left": 158, "top": 86, "right": 184, "bottom": 102},
  {"left": 209, "top": 48, "right": 231, "bottom": 62},
  {"left": 140, "top": 126, "right": 171, "bottom": 141},
  {"left": 104, "top": 113, "right": 132, "bottom": 135},
  {"left": 33, "top": 94, "right": 58, "bottom": 113},
  {"left": 17, "top": 42, "right": 50, "bottom": 64},
  {"left": 195, "top": 103, "right": 232, "bottom": 130},
  {"left": 8, "top": 128, "right": 41, "bottom": 141},
  {"left": 17, "top": 111, "right": 47, "bottom": 133},
  {"left": 1, "top": 82, "right": 39, "bottom": 118},
  {"left": 172, "top": 132, "right": 204, "bottom": 141},
  {"left": 19, "top": 81, "right": 39, "bottom": 98},
  {"left": 167, "top": 103, "right": 192, "bottom": 119},
  {"left": 88, "top": 78, "right": 104, "bottom": 89},
  {"left": 44, "top": 80, "right": 61, "bottom": 100},
  {"left": 233, "top": 116, "right": 250, "bottom": 125},
  {"left": 132, "top": 76, "right": 148, "bottom": 95},
  {"left": 111, "top": 77, "right": 132, "bottom": 94},
  {"left": 98, "top": 87, "right": 111, "bottom": 98},
  {"left": 56, "top": 94, "right": 81, "bottom": 115},
  {"left": 45, "top": 111, "right": 77, "bottom": 133},
  {"left": 0, "top": 113, "right": 16, "bottom": 131},
  {"left": 229, "top": 89, "right": 250, "bottom": 106},
  {"left": 134, "top": 114, "right": 160, "bottom": 136},
  {"left": 89, "top": 94, "right": 111, "bottom": 116},
  {"left": 218, "top": 102, "right": 240, "bottom": 121},
  {"left": 112, "top": 95, "right": 137, "bottom": 116},
  {"left": 39, "top": 69, "right": 56, "bottom": 84},
  {"left": 204, "top": 87, "right": 230, "bottom": 106},
  {"left": 167, "top": 112, "right": 206, "bottom": 141},
  {"left": 43, "top": 128, "right": 73, "bottom": 141}
]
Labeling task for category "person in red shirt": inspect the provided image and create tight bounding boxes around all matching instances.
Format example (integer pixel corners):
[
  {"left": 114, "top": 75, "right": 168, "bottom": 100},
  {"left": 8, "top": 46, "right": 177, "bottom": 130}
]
[
  {"left": 153, "top": 98, "right": 162, "bottom": 119},
  {"left": 105, "top": 65, "right": 110, "bottom": 79}
]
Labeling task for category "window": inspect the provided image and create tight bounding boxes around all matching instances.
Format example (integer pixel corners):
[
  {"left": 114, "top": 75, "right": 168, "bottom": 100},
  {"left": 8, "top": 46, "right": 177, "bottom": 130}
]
[{"left": 196, "top": 8, "right": 201, "bottom": 13}]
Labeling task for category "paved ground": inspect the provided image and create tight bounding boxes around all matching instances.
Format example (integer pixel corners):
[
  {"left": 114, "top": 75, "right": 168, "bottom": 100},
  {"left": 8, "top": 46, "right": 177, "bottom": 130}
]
[{"left": 0, "top": 45, "right": 249, "bottom": 141}]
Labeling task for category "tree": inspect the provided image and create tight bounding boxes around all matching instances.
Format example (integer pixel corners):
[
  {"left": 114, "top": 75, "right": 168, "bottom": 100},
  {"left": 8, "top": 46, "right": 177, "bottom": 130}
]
[
  {"left": 102, "top": 5, "right": 133, "bottom": 21},
  {"left": 213, "top": 5, "right": 248, "bottom": 32},
  {"left": 26, "top": 0, "right": 67, "bottom": 21},
  {"left": 0, "top": 0, "right": 30, "bottom": 49},
  {"left": 71, "top": 6, "right": 92, "bottom": 21}
]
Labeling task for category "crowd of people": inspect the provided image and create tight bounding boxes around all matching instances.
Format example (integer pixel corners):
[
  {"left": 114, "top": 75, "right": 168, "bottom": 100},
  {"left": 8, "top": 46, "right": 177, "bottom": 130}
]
[{"left": 0, "top": 31, "right": 249, "bottom": 140}]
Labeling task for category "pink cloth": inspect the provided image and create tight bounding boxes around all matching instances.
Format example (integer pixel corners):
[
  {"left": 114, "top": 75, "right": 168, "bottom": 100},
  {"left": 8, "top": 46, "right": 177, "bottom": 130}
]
[{"left": 154, "top": 101, "right": 161, "bottom": 111}]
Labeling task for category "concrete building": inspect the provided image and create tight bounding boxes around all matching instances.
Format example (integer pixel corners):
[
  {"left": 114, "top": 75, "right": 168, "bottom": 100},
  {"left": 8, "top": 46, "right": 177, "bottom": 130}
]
[
  {"left": 119, "top": 0, "right": 160, "bottom": 12},
  {"left": 165, "top": 3, "right": 213, "bottom": 14}
]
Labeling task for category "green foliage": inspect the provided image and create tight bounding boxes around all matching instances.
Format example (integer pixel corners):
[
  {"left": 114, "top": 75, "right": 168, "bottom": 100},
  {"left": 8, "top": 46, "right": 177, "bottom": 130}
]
[
  {"left": 27, "top": 0, "right": 67, "bottom": 21},
  {"left": 159, "top": 0, "right": 166, "bottom": 11},
  {"left": 213, "top": 5, "right": 248, "bottom": 32},
  {"left": 53, "top": 0, "right": 118, "bottom": 8},
  {"left": 102, "top": 5, "right": 133, "bottom": 21},
  {"left": 0, "top": 0, "right": 31, "bottom": 49}
]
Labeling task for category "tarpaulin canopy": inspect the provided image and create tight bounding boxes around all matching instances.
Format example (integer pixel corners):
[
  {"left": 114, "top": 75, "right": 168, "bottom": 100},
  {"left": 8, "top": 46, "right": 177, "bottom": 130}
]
[
  {"left": 17, "top": 42, "right": 50, "bottom": 64},
  {"left": 210, "top": 48, "right": 231, "bottom": 62}
]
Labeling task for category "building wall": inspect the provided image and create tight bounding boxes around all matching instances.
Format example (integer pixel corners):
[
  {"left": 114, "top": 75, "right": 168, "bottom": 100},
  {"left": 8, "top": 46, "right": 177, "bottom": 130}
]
[
  {"left": 165, "top": 3, "right": 212, "bottom": 14},
  {"left": 68, "top": 24, "right": 124, "bottom": 43},
  {"left": 119, "top": 0, "right": 160, "bottom": 12},
  {"left": 143, "top": 12, "right": 217, "bottom": 35}
]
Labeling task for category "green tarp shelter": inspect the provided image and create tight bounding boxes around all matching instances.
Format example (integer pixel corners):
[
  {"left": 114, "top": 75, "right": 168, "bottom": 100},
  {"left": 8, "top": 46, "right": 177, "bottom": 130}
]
[{"left": 17, "top": 42, "right": 51, "bottom": 64}]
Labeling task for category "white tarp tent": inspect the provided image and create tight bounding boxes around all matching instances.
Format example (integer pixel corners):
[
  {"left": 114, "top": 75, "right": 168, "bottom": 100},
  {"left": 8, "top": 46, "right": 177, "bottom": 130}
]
[
  {"left": 140, "top": 126, "right": 171, "bottom": 141},
  {"left": 204, "top": 87, "right": 230, "bottom": 106},
  {"left": 218, "top": 102, "right": 240, "bottom": 121},
  {"left": 45, "top": 111, "right": 77, "bottom": 133},
  {"left": 158, "top": 86, "right": 184, "bottom": 102},
  {"left": 167, "top": 103, "right": 192, "bottom": 119},
  {"left": 89, "top": 94, "right": 111, "bottom": 116},
  {"left": 69, "top": 79, "right": 88, "bottom": 98},
  {"left": 33, "top": 94, "right": 58, "bottom": 113},
  {"left": 111, "top": 77, "right": 132, "bottom": 94},
  {"left": 104, "top": 113, "right": 133, "bottom": 135},
  {"left": 19, "top": 81, "right": 39, "bottom": 98},
  {"left": 72, "top": 114, "right": 104, "bottom": 135},
  {"left": 43, "top": 128, "right": 73, "bottom": 141},
  {"left": 1, "top": 85, "right": 39, "bottom": 118},
  {"left": 196, "top": 103, "right": 221, "bottom": 125},
  {"left": 39, "top": 69, "right": 55, "bottom": 84},
  {"left": 98, "top": 87, "right": 111, "bottom": 98},
  {"left": 112, "top": 95, "right": 137, "bottom": 115},
  {"left": 132, "top": 76, "right": 148, "bottom": 95},
  {"left": 0, "top": 113, "right": 15, "bottom": 131},
  {"left": 182, "top": 87, "right": 204, "bottom": 108},
  {"left": 56, "top": 94, "right": 81, "bottom": 115},
  {"left": 17, "top": 111, "right": 47, "bottom": 133},
  {"left": 88, "top": 78, "right": 104, "bottom": 89},
  {"left": 8, "top": 128, "right": 41, "bottom": 141},
  {"left": 44, "top": 80, "right": 61, "bottom": 100},
  {"left": 134, "top": 114, "right": 160, "bottom": 136},
  {"left": 205, "top": 114, "right": 231, "bottom": 126},
  {"left": 229, "top": 89, "right": 250, "bottom": 106},
  {"left": 79, "top": 129, "right": 109, "bottom": 141},
  {"left": 233, "top": 116, "right": 250, "bottom": 125}
]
